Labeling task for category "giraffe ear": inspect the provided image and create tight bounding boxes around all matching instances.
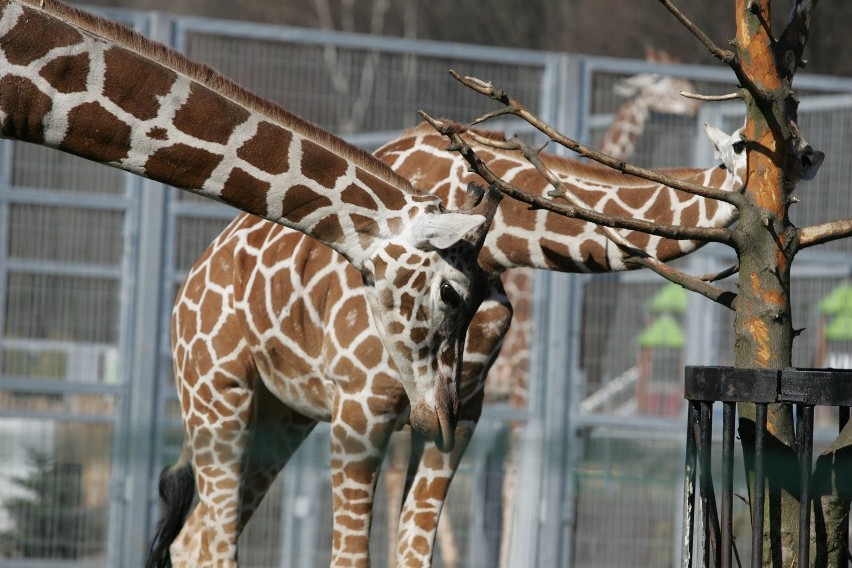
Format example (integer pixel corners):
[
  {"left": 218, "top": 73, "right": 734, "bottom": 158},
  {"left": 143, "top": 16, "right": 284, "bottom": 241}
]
[
  {"left": 410, "top": 212, "right": 488, "bottom": 251},
  {"left": 703, "top": 123, "right": 728, "bottom": 161}
]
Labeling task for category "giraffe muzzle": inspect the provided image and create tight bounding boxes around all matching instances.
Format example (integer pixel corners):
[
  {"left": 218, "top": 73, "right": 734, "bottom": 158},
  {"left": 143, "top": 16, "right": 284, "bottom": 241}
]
[{"left": 410, "top": 390, "right": 459, "bottom": 453}]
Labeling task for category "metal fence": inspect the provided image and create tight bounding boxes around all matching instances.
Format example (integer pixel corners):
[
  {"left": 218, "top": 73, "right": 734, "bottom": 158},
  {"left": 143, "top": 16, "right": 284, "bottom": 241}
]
[{"left": 1, "top": 6, "right": 851, "bottom": 567}]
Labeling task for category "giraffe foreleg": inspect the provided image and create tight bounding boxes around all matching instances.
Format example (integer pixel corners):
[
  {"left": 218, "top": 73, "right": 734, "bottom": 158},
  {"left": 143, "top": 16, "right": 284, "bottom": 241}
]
[
  {"left": 395, "top": 417, "right": 478, "bottom": 568},
  {"left": 396, "top": 282, "right": 511, "bottom": 567},
  {"left": 329, "top": 393, "right": 398, "bottom": 568}
]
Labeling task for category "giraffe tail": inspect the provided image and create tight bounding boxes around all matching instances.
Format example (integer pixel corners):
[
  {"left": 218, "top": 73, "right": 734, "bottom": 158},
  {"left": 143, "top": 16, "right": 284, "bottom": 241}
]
[{"left": 145, "top": 457, "right": 195, "bottom": 568}]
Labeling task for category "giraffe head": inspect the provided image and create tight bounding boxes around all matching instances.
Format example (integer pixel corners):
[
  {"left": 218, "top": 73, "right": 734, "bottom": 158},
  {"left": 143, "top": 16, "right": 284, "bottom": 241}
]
[
  {"left": 703, "top": 122, "right": 748, "bottom": 190},
  {"left": 612, "top": 72, "right": 701, "bottom": 117},
  {"left": 360, "top": 185, "right": 501, "bottom": 452}
]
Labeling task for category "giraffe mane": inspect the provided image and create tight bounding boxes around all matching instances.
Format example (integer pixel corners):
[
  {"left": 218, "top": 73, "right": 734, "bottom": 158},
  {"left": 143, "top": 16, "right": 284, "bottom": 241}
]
[
  {"left": 405, "top": 121, "right": 718, "bottom": 188},
  {"left": 24, "top": 0, "right": 422, "bottom": 197}
]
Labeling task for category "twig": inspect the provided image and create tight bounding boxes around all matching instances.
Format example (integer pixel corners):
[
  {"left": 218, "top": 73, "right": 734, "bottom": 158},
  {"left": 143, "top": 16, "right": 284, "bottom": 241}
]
[
  {"left": 680, "top": 90, "right": 742, "bottom": 102},
  {"left": 700, "top": 263, "right": 741, "bottom": 282},
  {"left": 626, "top": 255, "right": 738, "bottom": 310},
  {"left": 656, "top": 0, "right": 736, "bottom": 64},
  {"left": 420, "top": 113, "right": 737, "bottom": 311},
  {"left": 797, "top": 219, "right": 852, "bottom": 250},
  {"left": 448, "top": 70, "right": 743, "bottom": 207}
]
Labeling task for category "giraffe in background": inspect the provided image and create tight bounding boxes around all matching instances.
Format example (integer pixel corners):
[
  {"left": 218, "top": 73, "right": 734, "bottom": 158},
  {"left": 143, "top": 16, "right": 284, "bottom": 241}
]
[
  {"left": 0, "top": 0, "right": 500, "bottom": 564},
  {"left": 380, "top": 50, "right": 703, "bottom": 567}
]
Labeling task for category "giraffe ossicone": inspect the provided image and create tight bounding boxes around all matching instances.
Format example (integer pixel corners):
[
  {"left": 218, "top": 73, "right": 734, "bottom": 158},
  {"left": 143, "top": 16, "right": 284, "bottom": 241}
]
[{"left": 0, "top": 0, "right": 502, "bottom": 450}]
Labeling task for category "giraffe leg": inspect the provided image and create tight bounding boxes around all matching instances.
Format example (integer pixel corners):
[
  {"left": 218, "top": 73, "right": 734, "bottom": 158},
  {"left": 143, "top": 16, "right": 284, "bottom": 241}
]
[
  {"left": 168, "top": 378, "right": 253, "bottom": 568},
  {"left": 236, "top": 379, "right": 317, "bottom": 534},
  {"left": 329, "top": 393, "right": 399, "bottom": 568},
  {"left": 395, "top": 412, "right": 479, "bottom": 568},
  {"left": 396, "top": 283, "right": 510, "bottom": 567}
]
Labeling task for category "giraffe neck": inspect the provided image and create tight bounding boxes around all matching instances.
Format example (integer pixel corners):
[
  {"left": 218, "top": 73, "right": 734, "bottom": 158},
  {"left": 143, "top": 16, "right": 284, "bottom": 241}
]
[
  {"left": 597, "top": 96, "right": 651, "bottom": 160},
  {"left": 377, "top": 123, "right": 740, "bottom": 274},
  {"left": 0, "top": 0, "right": 438, "bottom": 267}
]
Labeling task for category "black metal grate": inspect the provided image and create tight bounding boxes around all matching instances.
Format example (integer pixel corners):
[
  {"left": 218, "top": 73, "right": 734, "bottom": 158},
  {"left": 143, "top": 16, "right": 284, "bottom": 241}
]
[{"left": 682, "top": 366, "right": 852, "bottom": 568}]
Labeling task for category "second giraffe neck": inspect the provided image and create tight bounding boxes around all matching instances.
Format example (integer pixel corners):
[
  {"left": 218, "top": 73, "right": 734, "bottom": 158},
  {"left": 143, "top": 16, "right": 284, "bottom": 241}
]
[
  {"left": 598, "top": 97, "right": 652, "bottom": 160},
  {"left": 377, "top": 124, "right": 739, "bottom": 274}
]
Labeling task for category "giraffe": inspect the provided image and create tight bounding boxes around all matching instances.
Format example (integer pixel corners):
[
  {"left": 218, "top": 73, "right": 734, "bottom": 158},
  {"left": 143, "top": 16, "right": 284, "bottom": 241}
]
[
  {"left": 381, "top": 54, "right": 702, "bottom": 567},
  {"left": 151, "top": 114, "right": 747, "bottom": 567},
  {"left": 0, "top": 0, "right": 501, "bottom": 562},
  {"left": 597, "top": 47, "right": 701, "bottom": 160},
  {"left": 374, "top": 119, "right": 747, "bottom": 566}
]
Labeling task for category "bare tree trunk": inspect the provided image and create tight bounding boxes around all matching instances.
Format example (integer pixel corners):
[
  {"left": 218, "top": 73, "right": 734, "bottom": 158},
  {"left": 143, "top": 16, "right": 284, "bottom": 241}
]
[{"left": 727, "top": 1, "right": 811, "bottom": 564}]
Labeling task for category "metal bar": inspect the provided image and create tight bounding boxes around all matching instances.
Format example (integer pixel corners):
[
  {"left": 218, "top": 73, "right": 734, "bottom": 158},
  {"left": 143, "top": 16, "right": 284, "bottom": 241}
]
[
  {"left": 840, "top": 406, "right": 850, "bottom": 563},
  {"left": 0, "top": 376, "right": 122, "bottom": 395},
  {"left": 0, "top": 186, "right": 133, "bottom": 209},
  {"left": 682, "top": 401, "right": 699, "bottom": 568},
  {"left": 698, "top": 401, "right": 721, "bottom": 568},
  {"left": 797, "top": 405, "right": 814, "bottom": 568},
  {"left": 751, "top": 404, "right": 768, "bottom": 568},
  {"left": 721, "top": 402, "right": 736, "bottom": 568}
]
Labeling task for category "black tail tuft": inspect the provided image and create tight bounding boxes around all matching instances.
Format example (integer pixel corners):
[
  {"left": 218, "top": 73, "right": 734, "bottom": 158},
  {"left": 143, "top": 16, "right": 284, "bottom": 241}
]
[{"left": 145, "top": 461, "right": 196, "bottom": 568}]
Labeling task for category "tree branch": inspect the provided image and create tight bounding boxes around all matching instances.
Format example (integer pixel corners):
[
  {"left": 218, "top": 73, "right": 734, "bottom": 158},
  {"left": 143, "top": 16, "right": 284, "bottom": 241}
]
[
  {"left": 420, "top": 113, "right": 737, "bottom": 311},
  {"left": 626, "top": 256, "right": 738, "bottom": 310},
  {"left": 797, "top": 219, "right": 852, "bottom": 250},
  {"left": 680, "top": 90, "right": 743, "bottom": 102},
  {"left": 656, "top": 0, "right": 736, "bottom": 64},
  {"left": 778, "top": 0, "right": 819, "bottom": 78},
  {"left": 421, "top": 113, "right": 734, "bottom": 245},
  {"left": 448, "top": 70, "right": 744, "bottom": 207}
]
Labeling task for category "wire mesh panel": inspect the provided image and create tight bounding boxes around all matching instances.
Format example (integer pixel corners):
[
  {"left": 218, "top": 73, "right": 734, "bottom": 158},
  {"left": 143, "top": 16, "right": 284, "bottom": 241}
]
[{"left": 176, "top": 21, "right": 549, "bottom": 138}]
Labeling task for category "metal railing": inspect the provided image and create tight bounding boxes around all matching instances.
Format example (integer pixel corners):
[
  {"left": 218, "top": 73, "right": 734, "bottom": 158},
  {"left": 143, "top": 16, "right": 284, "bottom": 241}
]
[{"left": 682, "top": 366, "right": 852, "bottom": 568}]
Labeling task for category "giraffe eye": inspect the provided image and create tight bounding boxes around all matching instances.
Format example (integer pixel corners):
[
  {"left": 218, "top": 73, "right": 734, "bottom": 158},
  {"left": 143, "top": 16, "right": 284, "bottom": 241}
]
[
  {"left": 732, "top": 140, "right": 746, "bottom": 154},
  {"left": 440, "top": 281, "right": 462, "bottom": 309}
]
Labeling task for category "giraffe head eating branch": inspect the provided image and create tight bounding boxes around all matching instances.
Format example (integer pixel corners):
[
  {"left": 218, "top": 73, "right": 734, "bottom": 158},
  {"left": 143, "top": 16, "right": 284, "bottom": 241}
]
[{"left": 0, "top": 0, "right": 500, "bottom": 450}]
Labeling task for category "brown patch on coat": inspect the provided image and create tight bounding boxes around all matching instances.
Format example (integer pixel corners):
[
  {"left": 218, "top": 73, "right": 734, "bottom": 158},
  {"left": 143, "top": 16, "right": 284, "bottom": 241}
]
[
  {"left": 0, "top": 76, "right": 51, "bottom": 142},
  {"left": 236, "top": 121, "right": 292, "bottom": 175},
  {"left": 173, "top": 82, "right": 250, "bottom": 144},
  {"left": 300, "top": 138, "right": 348, "bottom": 188},
  {"left": 103, "top": 47, "right": 176, "bottom": 119},
  {"left": 277, "top": 184, "right": 332, "bottom": 222},
  {"left": 220, "top": 167, "right": 271, "bottom": 219},
  {"left": 1, "top": 6, "right": 83, "bottom": 66},
  {"left": 144, "top": 143, "right": 223, "bottom": 190},
  {"left": 39, "top": 52, "right": 89, "bottom": 93},
  {"left": 356, "top": 168, "right": 408, "bottom": 211},
  {"left": 61, "top": 101, "right": 132, "bottom": 163}
]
